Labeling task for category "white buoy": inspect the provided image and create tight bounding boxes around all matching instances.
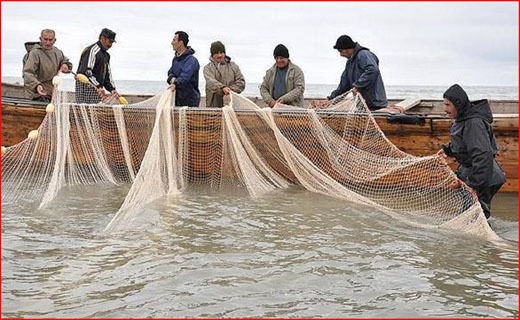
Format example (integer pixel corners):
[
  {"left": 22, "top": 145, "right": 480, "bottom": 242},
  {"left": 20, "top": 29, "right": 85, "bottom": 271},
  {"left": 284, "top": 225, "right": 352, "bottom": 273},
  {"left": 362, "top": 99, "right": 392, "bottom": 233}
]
[
  {"left": 28, "top": 130, "right": 39, "bottom": 140},
  {"left": 1, "top": 146, "right": 6, "bottom": 155},
  {"left": 46, "top": 103, "right": 55, "bottom": 113},
  {"left": 52, "top": 75, "right": 62, "bottom": 86}
]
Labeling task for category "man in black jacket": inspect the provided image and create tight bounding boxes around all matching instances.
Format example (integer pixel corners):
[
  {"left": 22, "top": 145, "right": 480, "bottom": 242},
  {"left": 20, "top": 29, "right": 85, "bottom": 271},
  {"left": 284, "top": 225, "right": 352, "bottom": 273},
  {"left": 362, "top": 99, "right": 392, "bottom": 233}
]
[
  {"left": 76, "top": 28, "right": 120, "bottom": 104},
  {"left": 440, "top": 84, "right": 506, "bottom": 218}
]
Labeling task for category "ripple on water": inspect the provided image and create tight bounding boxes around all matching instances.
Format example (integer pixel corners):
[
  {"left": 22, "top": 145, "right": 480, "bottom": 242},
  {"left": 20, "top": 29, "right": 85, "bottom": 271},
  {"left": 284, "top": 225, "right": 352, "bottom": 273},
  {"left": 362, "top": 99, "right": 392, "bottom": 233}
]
[{"left": 2, "top": 185, "right": 518, "bottom": 317}]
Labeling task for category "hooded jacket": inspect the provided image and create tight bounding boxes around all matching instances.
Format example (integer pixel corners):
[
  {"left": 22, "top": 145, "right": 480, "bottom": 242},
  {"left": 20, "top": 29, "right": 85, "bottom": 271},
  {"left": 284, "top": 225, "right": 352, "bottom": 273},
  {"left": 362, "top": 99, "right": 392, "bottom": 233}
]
[
  {"left": 203, "top": 55, "right": 245, "bottom": 107},
  {"left": 23, "top": 41, "right": 70, "bottom": 100},
  {"left": 259, "top": 61, "right": 305, "bottom": 107},
  {"left": 167, "top": 47, "right": 201, "bottom": 107},
  {"left": 442, "top": 84, "right": 506, "bottom": 190},
  {"left": 328, "top": 43, "right": 387, "bottom": 110}
]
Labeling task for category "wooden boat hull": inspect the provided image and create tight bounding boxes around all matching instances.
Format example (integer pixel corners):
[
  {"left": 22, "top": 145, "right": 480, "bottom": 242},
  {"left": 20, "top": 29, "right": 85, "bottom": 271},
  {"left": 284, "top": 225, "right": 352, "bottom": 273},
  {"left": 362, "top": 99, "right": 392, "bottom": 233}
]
[{"left": 2, "top": 89, "right": 517, "bottom": 192}]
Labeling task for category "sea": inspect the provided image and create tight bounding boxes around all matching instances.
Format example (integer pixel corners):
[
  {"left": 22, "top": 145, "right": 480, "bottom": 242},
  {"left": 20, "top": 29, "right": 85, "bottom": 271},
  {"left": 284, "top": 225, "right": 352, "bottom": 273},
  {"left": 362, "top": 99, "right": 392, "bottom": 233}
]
[
  {"left": 1, "top": 76, "right": 518, "bottom": 318},
  {"left": 2, "top": 76, "right": 519, "bottom": 100}
]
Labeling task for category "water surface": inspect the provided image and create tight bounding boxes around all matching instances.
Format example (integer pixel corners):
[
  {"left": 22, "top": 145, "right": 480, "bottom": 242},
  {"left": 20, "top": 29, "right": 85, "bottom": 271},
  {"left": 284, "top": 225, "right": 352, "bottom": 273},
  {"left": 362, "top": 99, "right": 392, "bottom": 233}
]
[{"left": 2, "top": 185, "right": 518, "bottom": 317}]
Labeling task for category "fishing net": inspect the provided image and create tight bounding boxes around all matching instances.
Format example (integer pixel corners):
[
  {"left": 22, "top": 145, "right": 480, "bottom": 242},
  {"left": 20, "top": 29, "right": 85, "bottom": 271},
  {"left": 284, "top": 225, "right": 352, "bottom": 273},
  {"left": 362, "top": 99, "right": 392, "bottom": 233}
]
[{"left": 1, "top": 79, "right": 499, "bottom": 240}]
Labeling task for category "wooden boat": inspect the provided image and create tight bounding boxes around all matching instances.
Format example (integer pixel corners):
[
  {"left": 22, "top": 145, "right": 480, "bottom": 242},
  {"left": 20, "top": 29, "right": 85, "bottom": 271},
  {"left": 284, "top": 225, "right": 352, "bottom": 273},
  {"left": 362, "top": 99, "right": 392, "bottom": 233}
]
[{"left": 2, "top": 82, "right": 517, "bottom": 192}]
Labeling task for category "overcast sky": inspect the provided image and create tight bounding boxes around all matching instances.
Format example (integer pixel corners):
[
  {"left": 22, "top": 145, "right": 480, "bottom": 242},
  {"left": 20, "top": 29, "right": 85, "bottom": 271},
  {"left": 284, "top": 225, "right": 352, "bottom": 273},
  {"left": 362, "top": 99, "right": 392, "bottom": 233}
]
[{"left": 2, "top": 1, "right": 518, "bottom": 86}]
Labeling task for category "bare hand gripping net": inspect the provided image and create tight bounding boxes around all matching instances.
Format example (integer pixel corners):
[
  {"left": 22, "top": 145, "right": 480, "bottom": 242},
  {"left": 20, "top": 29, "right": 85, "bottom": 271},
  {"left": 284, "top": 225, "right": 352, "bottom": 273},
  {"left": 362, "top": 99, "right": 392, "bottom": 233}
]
[{"left": 1, "top": 85, "right": 499, "bottom": 240}]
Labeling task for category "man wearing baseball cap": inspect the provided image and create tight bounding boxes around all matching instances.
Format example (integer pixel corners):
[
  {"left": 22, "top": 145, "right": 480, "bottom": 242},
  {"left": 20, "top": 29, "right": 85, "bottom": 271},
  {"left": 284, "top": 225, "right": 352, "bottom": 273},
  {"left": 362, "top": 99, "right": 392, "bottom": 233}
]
[
  {"left": 327, "top": 35, "right": 388, "bottom": 110},
  {"left": 76, "top": 28, "right": 120, "bottom": 103}
]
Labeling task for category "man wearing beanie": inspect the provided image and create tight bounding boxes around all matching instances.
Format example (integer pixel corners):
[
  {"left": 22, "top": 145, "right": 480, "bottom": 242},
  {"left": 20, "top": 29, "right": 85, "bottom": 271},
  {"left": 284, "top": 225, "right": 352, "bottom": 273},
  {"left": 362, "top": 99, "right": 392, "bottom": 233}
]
[
  {"left": 167, "top": 31, "right": 201, "bottom": 107},
  {"left": 260, "top": 44, "right": 305, "bottom": 108},
  {"left": 325, "top": 35, "right": 388, "bottom": 110},
  {"left": 203, "top": 40, "right": 245, "bottom": 107}
]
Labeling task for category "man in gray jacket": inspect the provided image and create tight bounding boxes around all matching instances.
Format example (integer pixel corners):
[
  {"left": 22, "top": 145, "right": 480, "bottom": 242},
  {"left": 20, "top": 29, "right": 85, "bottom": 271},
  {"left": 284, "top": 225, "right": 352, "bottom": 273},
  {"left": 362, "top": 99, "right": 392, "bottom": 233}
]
[
  {"left": 260, "top": 44, "right": 305, "bottom": 108},
  {"left": 23, "top": 29, "right": 72, "bottom": 102},
  {"left": 327, "top": 35, "right": 387, "bottom": 110},
  {"left": 203, "top": 41, "right": 245, "bottom": 107},
  {"left": 440, "top": 84, "right": 506, "bottom": 219}
]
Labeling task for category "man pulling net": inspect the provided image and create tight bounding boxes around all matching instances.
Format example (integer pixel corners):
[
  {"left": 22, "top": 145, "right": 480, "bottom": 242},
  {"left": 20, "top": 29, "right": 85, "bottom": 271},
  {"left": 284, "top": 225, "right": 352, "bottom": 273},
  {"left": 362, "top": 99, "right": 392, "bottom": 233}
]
[{"left": 75, "top": 28, "right": 121, "bottom": 104}]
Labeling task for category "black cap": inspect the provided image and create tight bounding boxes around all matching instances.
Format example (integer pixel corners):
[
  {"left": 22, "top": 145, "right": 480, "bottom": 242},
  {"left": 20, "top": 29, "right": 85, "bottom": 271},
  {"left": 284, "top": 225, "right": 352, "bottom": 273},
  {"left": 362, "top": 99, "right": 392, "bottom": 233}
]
[
  {"left": 100, "top": 28, "right": 116, "bottom": 42},
  {"left": 333, "top": 35, "right": 355, "bottom": 50},
  {"left": 273, "top": 44, "right": 289, "bottom": 58}
]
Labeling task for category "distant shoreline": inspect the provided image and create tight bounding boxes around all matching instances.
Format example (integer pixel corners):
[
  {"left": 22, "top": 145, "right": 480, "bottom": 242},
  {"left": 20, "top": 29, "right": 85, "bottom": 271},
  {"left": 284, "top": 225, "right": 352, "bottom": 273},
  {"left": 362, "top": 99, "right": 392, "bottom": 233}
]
[
  {"left": 3, "top": 75, "right": 518, "bottom": 88},
  {"left": 2, "top": 76, "right": 518, "bottom": 100}
]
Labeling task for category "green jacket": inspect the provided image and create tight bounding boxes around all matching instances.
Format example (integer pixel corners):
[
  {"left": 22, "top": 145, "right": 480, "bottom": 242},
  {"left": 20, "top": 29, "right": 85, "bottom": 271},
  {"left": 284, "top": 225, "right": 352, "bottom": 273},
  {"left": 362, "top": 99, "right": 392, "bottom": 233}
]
[
  {"left": 260, "top": 61, "right": 305, "bottom": 107},
  {"left": 203, "top": 56, "right": 245, "bottom": 107}
]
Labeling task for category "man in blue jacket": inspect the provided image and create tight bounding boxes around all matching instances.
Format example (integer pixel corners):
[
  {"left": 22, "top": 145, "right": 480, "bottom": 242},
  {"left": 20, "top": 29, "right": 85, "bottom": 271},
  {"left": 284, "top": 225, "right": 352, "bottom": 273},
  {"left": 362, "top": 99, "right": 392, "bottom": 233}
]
[
  {"left": 167, "top": 31, "right": 201, "bottom": 107},
  {"left": 327, "top": 35, "right": 388, "bottom": 110}
]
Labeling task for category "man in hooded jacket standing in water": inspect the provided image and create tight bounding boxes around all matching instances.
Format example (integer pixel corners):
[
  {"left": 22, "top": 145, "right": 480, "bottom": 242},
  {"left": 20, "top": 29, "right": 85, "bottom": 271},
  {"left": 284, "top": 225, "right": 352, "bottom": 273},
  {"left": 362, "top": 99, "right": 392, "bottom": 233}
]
[{"left": 440, "top": 84, "right": 506, "bottom": 219}]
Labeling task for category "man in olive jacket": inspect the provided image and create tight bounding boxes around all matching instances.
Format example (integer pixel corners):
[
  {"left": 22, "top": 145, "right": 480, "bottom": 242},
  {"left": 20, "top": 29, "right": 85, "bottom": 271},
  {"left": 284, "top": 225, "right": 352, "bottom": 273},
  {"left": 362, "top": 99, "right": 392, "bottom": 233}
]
[
  {"left": 260, "top": 44, "right": 305, "bottom": 108},
  {"left": 23, "top": 29, "right": 72, "bottom": 102},
  {"left": 203, "top": 41, "right": 245, "bottom": 107}
]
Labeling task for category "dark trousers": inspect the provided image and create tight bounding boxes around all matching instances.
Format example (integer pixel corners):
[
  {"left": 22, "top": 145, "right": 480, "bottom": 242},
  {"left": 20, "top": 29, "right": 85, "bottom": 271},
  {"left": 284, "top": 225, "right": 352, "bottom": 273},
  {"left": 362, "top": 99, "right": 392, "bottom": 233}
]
[{"left": 477, "top": 183, "right": 504, "bottom": 218}]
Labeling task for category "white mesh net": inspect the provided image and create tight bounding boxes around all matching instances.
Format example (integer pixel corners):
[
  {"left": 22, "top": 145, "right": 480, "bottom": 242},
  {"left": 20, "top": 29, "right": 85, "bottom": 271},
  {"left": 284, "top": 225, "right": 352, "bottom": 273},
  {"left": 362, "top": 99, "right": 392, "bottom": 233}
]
[{"left": 1, "top": 82, "right": 500, "bottom": 240}]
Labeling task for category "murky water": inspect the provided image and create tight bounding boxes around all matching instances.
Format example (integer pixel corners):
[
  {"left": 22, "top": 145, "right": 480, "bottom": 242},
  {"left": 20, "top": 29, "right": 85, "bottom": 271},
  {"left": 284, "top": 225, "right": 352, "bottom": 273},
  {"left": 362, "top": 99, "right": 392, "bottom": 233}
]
[{"left": 2, "top": 185, "right": 517, "bottom": 317}]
